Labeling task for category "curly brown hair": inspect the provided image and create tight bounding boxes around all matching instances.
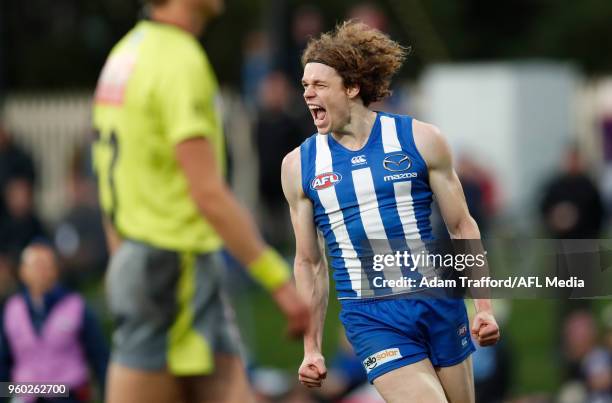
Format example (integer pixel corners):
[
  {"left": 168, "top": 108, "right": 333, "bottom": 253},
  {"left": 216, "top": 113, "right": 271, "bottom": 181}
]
[{"left": 302, "top": 20, "right": 407, "bottom": 106}]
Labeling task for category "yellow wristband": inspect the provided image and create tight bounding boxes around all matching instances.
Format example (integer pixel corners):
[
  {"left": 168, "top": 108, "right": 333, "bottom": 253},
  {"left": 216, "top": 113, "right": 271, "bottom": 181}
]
[{"left": 248, "top": 248, "right": 291, "bottom": 291}]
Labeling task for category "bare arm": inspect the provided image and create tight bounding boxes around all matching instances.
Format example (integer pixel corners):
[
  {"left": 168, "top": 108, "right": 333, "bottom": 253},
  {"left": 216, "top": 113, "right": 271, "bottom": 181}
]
[
  {"left": 176, "top": 137, "right": 309, "bottom": 336},
  {"left": 176, "top": 137, "right": 265, "bottom": 264},
  {"left": 414, "top": 120, "right": 499, "bottom": 346},
  {"left": 101, "top": 138, "right": 271, "bottom": 266},
  {"left": 413, "top": 120, "right": 480, "bottom": 240},
  {"left": 281, "top": 147, "right": 329, "bottom": 387}
]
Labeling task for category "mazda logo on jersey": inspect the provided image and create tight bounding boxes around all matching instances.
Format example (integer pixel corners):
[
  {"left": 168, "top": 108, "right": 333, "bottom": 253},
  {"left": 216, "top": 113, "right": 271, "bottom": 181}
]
[
  {"left": 383, "top": 153, "right": 411, "bottom": 172},
  {"left": 311, "top": 172, "right": 342, "bottom": 190}
]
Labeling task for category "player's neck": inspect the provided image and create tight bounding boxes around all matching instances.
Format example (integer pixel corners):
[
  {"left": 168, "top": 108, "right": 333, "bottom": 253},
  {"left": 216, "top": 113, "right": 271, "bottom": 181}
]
[
  {"left": 150, "top": 4, "right": 208, "bottom": 36},
  {"left": 331, "top": 106, "right": 377, "bottom": 151}
]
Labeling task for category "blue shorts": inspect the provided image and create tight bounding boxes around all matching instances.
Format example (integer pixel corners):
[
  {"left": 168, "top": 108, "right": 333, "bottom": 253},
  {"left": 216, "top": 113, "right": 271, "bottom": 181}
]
[{"left": 340, "top": 297, "right": 475, "bottom": 383}]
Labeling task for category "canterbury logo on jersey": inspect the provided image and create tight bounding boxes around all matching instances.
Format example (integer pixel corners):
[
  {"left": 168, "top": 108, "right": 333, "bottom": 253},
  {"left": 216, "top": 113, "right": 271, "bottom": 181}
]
[
  {"left": 311, "top": 172, "right": 342, "bottom": 190},
  {"left": 351, "top": 155, "right": 367, "bottom": 165},
  {"left": 363, "top": 348, "right": 402, "bottom": 373}
]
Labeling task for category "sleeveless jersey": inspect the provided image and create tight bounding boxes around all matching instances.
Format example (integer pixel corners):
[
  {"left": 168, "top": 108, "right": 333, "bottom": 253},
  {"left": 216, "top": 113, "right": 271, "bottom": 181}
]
[{"left": 300, "top": 112, "right": 435, "bottom": 299}]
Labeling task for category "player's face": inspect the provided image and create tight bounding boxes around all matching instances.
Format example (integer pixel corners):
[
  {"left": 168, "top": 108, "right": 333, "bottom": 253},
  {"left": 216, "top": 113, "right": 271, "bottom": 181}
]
[{"left": 302, "top": 62, "right": 352, "bottom": 134}]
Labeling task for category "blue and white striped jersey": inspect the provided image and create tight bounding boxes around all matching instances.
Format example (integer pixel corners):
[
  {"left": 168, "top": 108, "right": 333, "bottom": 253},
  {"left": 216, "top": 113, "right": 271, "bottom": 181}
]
[{"left": 300, "top": 112, "right": 435, "bottom": 299}]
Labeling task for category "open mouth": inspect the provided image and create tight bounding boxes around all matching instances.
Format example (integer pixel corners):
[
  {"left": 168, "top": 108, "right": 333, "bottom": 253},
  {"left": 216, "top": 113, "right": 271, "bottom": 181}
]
[{"left": 308, "top": 104, "right": 327, "bottom": 126}]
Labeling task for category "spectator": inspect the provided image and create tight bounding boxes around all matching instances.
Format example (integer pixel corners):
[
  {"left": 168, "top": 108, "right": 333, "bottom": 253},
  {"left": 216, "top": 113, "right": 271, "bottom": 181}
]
[
  {"left": 348, "top": 2, "right": 389, "bottom": 33},
  {"left": 559, "top": 310, "right": 611, "bottom": 403},
  {"left": 241, "top": 30, "right": 271, "bottom": 110},
  {"left": 472, "top": 327, "right": 511, "bottom": 403},
  {"left": 0, "top": 177, "right": 45, "bottom": 265},
  {"left": 562, "top": 310, "right": 599, "bottom": 382},
  {"left": 0, "top": 255, "right": 16, "bottom": 303},
  {"left": 456, "top": 156, "right": 498, "bottom": 236},
  {"left": 0, "top": 241, "right": 108, "bottom": 403},
  {"left": 582, "top": 347, "right": 611, "bottom": 403},
  {"left": 0, "top": 124, "right": 41, "bottom": 280},
  {"left": 345, "top": 2, "right": 411, "bottom": 116},
  {"left": 254, "top": 71, "right": 309, "bottom": 248},
  {"left": 540, "top": 145, "right": 605, "bottom": 239},
  {"left": 540, "top": 146, "right": 604, "bottom": 306},
  {"left": 54, "top": 148, "right": 107, "bottom": 285},
  {"left": 433, "top": 155, "right": 497, "bottom": 239},
  {"left": 0, "top": 124, "right": 35, "bottom": 220},
  {"left": 287, "top": 5, "right": 323, "bottom": 84}
]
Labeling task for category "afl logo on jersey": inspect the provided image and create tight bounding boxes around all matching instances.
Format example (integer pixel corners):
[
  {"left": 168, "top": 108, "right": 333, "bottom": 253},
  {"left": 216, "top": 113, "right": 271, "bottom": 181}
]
[
  {"left": 311, "top": 172, "right": 342, "bottom": 190},
  {"left": 383, "top": 153, "right": 411, "bottom": 172}
]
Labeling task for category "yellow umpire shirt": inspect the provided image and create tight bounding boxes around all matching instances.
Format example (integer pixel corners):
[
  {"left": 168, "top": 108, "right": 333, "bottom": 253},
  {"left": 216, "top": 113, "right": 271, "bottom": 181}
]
[{"left": 93, "top": 20, "right": 225, "bottom": 253}]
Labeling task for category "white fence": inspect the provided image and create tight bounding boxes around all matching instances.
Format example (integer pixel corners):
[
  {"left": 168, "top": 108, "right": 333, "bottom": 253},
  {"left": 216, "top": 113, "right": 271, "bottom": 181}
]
[
  {"left": 1, "top": 89, "right": 258, "bottom": 224},
  {"left": 2, "top": 93, "right": 93, "bottom": 223}
]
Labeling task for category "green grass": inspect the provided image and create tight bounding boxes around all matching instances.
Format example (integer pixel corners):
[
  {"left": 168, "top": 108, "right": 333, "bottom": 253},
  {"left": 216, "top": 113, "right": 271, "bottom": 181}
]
[
  {"left": 504, "top": 300, "right": 561, "bottom": 396},
  {"left": 231, "top": 288, "right": 342, "bottom": 371}
]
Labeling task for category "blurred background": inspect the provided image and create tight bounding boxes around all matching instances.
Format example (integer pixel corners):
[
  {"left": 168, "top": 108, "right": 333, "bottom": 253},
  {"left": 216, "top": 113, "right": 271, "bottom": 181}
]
[{"left": 1, "top": 1, "right": 611, "bottom": 402}]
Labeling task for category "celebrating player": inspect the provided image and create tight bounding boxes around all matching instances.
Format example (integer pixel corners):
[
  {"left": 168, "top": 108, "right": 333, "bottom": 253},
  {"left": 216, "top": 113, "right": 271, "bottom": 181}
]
[
  {"left": 92, "top": 0, "right": 309, "bottom": 402},
  {"left": 282, "top": 21, "right": 500, "bottom": 403}
]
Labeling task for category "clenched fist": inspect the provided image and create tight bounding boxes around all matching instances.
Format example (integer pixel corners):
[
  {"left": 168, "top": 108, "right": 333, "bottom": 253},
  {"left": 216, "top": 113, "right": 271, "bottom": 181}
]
[{"left": 298, "top": 352, "right": 327, "bottom": 388}]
